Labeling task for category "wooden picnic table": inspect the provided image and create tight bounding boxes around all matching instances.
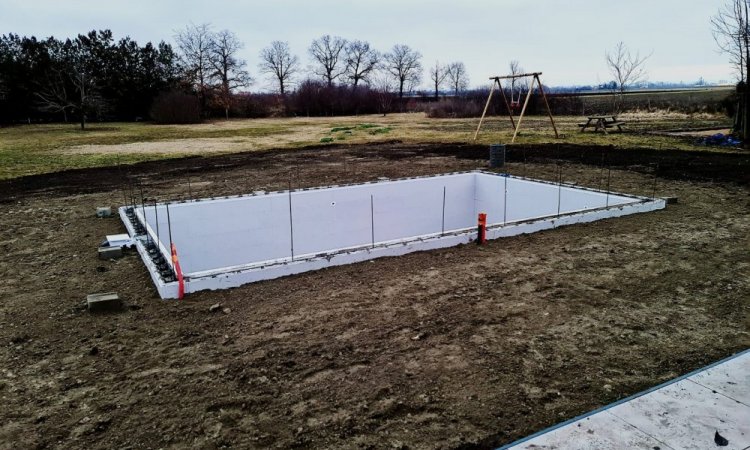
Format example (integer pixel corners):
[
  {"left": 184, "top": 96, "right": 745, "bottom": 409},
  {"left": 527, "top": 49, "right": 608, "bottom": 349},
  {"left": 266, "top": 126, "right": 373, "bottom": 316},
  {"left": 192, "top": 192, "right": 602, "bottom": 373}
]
[{"left": 578, "top": 115, "right": 626, "bottom": 134}]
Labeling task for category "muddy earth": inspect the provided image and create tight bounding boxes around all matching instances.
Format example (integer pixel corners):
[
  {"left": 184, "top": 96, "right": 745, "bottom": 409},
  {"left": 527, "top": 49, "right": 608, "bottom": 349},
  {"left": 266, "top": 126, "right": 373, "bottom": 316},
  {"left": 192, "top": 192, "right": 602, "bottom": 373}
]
[{"left": 0, "top": 143, "right": 748, "bottom": 449}]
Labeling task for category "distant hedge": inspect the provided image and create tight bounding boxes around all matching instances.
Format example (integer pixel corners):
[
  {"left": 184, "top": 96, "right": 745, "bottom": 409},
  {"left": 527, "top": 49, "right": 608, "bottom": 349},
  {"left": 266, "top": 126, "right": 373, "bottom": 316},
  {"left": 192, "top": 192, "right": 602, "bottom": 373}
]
[{"left": 150, "top": 91, "right": 201, "bottom": 124}]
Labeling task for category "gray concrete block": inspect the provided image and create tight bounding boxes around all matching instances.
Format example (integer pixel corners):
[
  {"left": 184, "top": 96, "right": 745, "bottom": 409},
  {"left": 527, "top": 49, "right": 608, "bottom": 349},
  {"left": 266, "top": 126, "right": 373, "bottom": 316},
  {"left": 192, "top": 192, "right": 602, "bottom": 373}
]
[
  {"left": 98, "top": 246, "right": 123, "bottom": 260},
  {"left": 87, "top": 292, "right": 122, "bottom": 313},
  {"left": 96, "top": 207, "right": 112, "bottom": 218}
]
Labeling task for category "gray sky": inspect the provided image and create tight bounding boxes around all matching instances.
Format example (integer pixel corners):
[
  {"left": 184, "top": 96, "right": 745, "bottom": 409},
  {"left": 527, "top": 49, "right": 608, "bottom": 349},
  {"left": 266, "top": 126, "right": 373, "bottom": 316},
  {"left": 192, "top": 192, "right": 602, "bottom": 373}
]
[{"left": 2, "top": 0, "right": 733, "bottom": 90}]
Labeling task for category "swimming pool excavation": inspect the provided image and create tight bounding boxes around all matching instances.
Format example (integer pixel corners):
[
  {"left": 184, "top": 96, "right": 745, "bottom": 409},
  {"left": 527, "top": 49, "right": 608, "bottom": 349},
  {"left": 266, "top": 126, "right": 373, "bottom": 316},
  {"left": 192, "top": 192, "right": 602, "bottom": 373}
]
[{"left": 119, "top": 171, "right": 666, "bottom": 299}]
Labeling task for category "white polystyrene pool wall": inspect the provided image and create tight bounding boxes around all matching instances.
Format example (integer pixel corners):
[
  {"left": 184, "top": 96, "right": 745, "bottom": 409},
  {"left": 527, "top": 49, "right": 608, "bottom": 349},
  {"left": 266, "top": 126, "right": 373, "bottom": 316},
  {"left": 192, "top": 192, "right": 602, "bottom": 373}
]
[{"left": 120, "top": 171, "right": 665, "bottom": 299}]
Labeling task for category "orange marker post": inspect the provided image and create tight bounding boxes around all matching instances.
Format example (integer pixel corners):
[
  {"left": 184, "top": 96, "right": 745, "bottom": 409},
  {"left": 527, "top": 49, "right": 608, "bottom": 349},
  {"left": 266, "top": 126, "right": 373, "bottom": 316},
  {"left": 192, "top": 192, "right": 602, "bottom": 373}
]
[
  {"left": 477, "top": 213, "right": 487, "bottom": 245},
  {"left": 171, "top": 243, "right": 185, "bottom": 299}
]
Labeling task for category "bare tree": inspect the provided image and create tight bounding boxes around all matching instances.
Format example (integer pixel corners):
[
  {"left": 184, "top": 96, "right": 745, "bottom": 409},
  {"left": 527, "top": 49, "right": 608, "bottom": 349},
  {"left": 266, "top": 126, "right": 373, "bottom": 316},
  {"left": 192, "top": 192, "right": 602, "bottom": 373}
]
[
  {"left": 605, "top": 42, "right": 650, "bottom": 112},
  {"left": 712, "top": 0, "right": 749, "bottom": 82},
  {"left": 372, "top": 73, "right": 396, "bottom": 116},
  {"left": 35, "top": 40, "right": 76, "bottom": 122},
  {"left": 383, "top": 44, "right": 423, "bottom": 99},
  {"left": 445, "top": 61, "right": 469, "bottom": 96},
  {"left": 209, "top": 29, "right": 251, "bottom": 119},
  {"left": 508, "top": 60, "right": 529, "bottom": 93},
  {"left": 309, "top": 35, "right": 347, "bottom": 87},
  {"left": 711, "top": 0, "right": 750, "bottom": 141},
  {"left": 344, "top": 40, "right": 379, "bottom": 88},
  {"left": 429, "top": 61, "right": 448, "bottom": 100},
  {"left": 35, "top": 68, "right": 75, "bottom": 122},
  {"left": 259, "top": 41, "right": 300, "bottom": 96},
  {"left": 175, "top": 23, "right": 214, "bottom": 113}
]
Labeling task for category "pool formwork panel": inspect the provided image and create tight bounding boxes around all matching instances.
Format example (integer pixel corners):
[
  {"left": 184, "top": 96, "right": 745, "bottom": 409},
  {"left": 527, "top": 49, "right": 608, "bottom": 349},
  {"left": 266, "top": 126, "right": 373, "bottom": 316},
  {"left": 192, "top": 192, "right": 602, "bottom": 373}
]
[{"left": 119, "top": 171, "right": 665, "bottom": 299}]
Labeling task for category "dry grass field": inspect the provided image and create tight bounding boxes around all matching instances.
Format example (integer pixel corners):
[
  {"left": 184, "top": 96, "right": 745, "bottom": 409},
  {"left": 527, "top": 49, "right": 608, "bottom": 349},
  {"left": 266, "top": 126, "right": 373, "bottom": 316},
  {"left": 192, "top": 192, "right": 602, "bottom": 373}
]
[{"left": 0, "top": 111, "right": 733, "bottom": 180}]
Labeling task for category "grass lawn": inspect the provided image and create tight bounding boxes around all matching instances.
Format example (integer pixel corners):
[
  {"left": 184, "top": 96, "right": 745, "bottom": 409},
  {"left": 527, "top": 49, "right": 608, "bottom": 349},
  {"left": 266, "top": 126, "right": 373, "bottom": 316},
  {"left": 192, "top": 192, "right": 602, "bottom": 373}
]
[{"left": 0, "top": 112, "right": 733, "bottom": 180}]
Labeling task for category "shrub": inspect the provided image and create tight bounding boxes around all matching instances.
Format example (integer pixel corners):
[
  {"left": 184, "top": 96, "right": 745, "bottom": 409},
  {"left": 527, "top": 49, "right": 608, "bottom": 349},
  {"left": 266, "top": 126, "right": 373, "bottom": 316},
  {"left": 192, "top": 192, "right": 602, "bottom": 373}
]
[
  {"left": 150, "top": 91, "right": 201, "bottom": 124},
  {"left": 427, "top": 99, "right": 482, "bottom": 118}
]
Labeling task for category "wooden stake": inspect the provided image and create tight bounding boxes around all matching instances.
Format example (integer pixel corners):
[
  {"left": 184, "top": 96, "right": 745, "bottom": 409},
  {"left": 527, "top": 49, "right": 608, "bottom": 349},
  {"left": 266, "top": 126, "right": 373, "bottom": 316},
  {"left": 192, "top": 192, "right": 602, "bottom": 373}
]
[
  {"left": 511, "top": 75, "right": 536, "bottom": 143},
  {"left": 497, "top": 80, "right": 516, "bottom": 130},
  {"left": 473, "top": 79, "right": 497, "bottom": 141},
  {"left": 535, "top": 74, "right": 559, "bottom": 138}
]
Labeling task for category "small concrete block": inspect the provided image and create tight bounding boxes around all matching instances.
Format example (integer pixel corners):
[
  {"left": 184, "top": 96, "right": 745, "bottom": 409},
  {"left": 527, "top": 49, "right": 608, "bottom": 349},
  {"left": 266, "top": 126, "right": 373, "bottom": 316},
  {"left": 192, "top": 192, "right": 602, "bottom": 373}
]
[
  {"left": 87, "top": 292, "right": 122, "bottom": 313},
  {"left": 98, "top": 246, "right": 123, "bottom": 260},
  {"left": 662, "top": 196, "right": 678, "bottom": 204},
  {"left": 96, "top": 207, "right": 112, "bottom": 218}
]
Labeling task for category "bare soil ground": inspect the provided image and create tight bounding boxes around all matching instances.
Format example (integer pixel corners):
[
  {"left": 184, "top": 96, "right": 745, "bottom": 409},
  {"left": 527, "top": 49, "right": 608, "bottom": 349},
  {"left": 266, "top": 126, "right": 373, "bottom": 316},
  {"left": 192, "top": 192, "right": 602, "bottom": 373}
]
[{"left": 0, "top": 143, "right": 748, "bottom": 449}]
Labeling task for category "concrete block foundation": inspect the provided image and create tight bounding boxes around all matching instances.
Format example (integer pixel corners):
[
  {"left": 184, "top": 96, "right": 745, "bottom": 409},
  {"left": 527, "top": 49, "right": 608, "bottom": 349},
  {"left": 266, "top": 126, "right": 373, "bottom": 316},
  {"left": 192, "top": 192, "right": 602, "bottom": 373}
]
[{"left": 119, "top": 171, "right": 666, "bottom": 299}]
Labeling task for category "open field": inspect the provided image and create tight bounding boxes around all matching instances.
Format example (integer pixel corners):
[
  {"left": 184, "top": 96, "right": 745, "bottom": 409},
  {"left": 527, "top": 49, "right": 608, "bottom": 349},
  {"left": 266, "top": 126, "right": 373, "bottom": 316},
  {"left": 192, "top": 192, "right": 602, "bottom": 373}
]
[
  {"left": 0, "top": 140, "right": 748, "bottom": 449},
  {"left": 565, "top": 86, "right": 733, "bottom": 114},
  {"left": 0, "top": 111, "right": 733, "bottom": 180}
]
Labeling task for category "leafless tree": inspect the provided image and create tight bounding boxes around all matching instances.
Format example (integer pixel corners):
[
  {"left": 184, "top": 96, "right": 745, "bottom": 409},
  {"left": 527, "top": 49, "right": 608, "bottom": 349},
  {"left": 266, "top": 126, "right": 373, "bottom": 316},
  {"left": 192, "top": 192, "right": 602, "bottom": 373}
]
[
  {"left": 209, "top": 29, "right": 251, "bottom": 119},
  {"left": 344, "top": 40, "right": 379, "bottom": 88},
  {"left": 445, "top": 61, "right": 469, "bottom": 96},
  {"left": 605, "top": 42, "right": 650, "bottom": 112},
  {"left": 711, "top": 0, "right": 750, "bottom": 141},
  {"left": 508, "top": 60, "right": 529, "bottom": 94},
  {"left": 711, "top": 0, "right": 749, "bottom": 82},
  {"left": 35, "top": 67, "right": 75, "bottom": 122},
  {"left": 383, "top": 44, "right": 423, "bottom": 98},
  {"left": 372, "top": 73, "right": 396, "bottom": 116},
  {"left": 429, "top": 61, "right": 448, "bottom": 100},
  {"left": 175, "top": 23, "right": 215, "bottom": 113},
  {"left": 259, "top": 41, "right": 300, "bottom": 96},
  {"left": 309, "top": 35, "right": 347, "bottom": 87},
  {"left": 34, "top": 40, "right": 76, "bottom": 122}
]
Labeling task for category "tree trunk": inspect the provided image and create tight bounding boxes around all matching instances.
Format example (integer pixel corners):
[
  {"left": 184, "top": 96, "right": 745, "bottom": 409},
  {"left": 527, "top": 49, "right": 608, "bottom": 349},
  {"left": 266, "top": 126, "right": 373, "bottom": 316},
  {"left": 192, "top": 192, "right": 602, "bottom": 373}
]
[
  {"left": 80, "top": 112, "right": 85, "bottom": 130},
  {"left": 743, "top": 1, "right": 749, "bottom": 146}
]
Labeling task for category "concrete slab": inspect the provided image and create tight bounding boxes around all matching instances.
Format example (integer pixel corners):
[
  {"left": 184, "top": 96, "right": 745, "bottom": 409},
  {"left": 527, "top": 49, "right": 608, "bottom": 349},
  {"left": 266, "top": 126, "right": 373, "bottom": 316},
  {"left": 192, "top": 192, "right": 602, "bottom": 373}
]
[
  {"left": 501, "top": 350, "right": 750, "bottom": 450},
  {"left": 508, "top": 411, "right": 673, "bottom": 450},
  {"left": 687, "top": 353, "right": 750, "bottom": 406},
  {"left": 607, "top": 378, "right": 750, "bottom": 450}
]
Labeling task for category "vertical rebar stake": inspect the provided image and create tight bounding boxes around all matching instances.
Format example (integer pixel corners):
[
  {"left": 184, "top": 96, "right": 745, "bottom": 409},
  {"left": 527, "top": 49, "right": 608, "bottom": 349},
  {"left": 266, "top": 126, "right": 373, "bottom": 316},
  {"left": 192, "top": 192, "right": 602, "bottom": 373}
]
[
  {"left": 651, "top": 163, "right": 658, "bottom": 199},
  {"left": 187, "top": 173, "right": 193, "bottom": 201},
  {"left": 139, "top": 183, "right": 149, "bottom": 244},
  {"left": 370, "top": 195, "right": 375, "bottom": 248},
  {"left": 606, "top": 166, "right": 612, "bottom": 207},
  {"left": 288, "top": 180, "right": 294, "bottom": 261},
  {"left": 166, "top": 202, "right": 173, "bottom": 251},
  {"left": 441, "top": 186, "right": 446, "bottom": 235},
  {"left": 129, "top": 179, "right": 136, "bottom": 210},
  {"left": 503, "top": 175, "right": 508, "bottom": 225},
  {"left": 154, "top": 201, "right": 160, "bottom": 252},
  {"left": 557, "top": 162, "right": 562, "bottom": 216}
]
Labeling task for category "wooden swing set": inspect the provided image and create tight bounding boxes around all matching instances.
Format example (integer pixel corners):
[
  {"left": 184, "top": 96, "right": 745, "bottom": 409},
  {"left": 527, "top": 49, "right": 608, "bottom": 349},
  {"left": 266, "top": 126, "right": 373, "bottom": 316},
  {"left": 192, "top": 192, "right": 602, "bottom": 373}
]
[{"left": 473, "top": 72, "right": 558, "bottom": 143}]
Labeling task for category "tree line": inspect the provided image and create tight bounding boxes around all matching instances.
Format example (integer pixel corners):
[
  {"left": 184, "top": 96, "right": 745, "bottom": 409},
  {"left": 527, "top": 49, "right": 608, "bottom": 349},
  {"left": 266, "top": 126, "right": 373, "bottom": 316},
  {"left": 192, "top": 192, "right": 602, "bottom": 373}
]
[{"left": 0, "top": 25, "right": 471, "bottom": 125}]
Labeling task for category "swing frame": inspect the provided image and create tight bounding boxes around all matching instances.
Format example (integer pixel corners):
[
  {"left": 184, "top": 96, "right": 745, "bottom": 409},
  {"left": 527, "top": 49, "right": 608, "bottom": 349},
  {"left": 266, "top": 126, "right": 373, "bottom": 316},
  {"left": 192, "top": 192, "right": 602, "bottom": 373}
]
[{"left": 473, "top": 72, "right": 559, "bottom": 143}]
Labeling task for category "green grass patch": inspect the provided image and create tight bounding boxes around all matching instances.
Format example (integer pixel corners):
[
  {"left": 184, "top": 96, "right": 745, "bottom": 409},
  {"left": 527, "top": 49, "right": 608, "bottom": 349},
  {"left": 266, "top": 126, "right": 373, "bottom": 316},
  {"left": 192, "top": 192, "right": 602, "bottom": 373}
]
[
  {"left": 330, "top": 126, "right": 355, "bottom": 133},
  {"left": 368, "top": 127, "right": 392, "bottom": 135}
]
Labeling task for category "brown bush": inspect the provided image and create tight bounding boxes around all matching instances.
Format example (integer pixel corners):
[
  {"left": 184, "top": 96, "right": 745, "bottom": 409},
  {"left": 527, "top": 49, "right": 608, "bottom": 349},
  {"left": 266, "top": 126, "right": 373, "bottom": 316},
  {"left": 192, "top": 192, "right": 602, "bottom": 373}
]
[{"left": 149, "top": 91, "right": 201, "bottom": 124}]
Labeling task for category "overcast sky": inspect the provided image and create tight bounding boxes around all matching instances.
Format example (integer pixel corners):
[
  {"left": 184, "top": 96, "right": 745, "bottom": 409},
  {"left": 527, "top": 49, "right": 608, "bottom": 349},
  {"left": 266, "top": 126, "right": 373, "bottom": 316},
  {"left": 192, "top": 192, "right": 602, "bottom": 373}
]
[{"left": 1, "top": 0, "right": 734, "bottom": 90}]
